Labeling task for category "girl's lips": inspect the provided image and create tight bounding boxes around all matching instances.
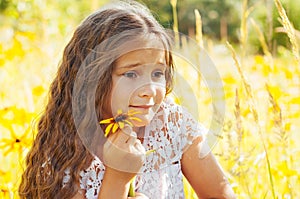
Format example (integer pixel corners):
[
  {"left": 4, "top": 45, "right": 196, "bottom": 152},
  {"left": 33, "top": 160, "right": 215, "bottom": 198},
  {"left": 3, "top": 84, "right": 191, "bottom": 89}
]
[{"left": 129, "top": 105, "right": 153, "bottom": 109}]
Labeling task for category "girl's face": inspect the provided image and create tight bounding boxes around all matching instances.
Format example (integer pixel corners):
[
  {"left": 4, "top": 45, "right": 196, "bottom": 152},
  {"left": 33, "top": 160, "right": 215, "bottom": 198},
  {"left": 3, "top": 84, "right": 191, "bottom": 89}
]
[{"left": 103, "top": 43, "right": 167, "bottom": 128}]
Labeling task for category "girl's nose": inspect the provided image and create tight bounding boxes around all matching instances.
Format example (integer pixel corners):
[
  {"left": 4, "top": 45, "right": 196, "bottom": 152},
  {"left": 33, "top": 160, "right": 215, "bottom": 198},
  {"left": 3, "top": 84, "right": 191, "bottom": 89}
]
[{"left": 138, "top": 83, "right": 156, "bottom": 98}]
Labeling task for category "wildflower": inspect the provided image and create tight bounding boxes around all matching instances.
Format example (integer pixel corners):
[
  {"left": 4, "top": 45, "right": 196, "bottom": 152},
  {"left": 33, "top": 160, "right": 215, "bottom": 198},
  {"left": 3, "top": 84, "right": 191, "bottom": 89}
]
[
  {"left": 99, "top": 109, "right": 142, "bottom": 137},
  {"left": 0, "top": 106, "right": 34, "bottom": 156},
  {"left": 0, "top": 127, "right": 32, "bottom": 156},
  {"left": 0, "top": 184, "right": 10, "bottom": 198}
]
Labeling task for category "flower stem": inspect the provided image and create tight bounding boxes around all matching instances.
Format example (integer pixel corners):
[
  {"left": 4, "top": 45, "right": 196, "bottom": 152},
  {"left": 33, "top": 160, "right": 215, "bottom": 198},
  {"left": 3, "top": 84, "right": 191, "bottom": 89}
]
[{"left": 128, "top": 177, "right": 136, "bottom": 197}]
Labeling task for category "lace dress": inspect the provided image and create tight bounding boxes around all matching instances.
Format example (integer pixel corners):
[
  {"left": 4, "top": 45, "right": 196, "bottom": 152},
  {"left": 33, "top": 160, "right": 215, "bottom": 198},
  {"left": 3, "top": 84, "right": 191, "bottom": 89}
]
[{"left": 64, "top": 99, "right": 207, "bottom": 199}]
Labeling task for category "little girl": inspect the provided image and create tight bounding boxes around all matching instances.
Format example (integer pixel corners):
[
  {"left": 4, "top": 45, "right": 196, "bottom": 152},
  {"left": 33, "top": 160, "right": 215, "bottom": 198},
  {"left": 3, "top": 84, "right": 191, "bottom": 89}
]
[{"left": 19, "top": 1, "right": 236, "bottom": 199}]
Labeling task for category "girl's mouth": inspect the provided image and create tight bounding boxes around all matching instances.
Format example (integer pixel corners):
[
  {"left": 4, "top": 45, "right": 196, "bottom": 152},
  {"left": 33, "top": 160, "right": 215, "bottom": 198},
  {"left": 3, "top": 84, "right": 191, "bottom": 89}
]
[{"left": 129, "top": 105, "right": 154, "bottom": 109}]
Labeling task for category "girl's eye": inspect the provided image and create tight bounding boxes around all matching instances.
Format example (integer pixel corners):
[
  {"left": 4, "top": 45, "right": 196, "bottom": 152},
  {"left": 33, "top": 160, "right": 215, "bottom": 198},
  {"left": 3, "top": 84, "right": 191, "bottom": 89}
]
[
  {"left": 123, "top": 71, "right": 137, "bottom": 78},
  {"left": 152, "top": 71, "right": 165, "bottom": 78}
]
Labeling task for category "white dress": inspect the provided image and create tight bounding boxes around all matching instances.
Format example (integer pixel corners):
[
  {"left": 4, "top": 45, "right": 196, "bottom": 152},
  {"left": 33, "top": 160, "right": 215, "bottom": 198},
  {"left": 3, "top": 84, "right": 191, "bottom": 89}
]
[{"left": 64, "top": 98, "right": 207, "bottom": 199}]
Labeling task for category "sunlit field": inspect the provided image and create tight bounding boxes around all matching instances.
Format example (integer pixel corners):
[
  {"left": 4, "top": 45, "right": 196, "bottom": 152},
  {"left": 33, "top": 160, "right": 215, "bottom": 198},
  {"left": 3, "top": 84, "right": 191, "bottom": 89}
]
[{"left": 1, "top": 0, "right": 300, "bottom": 198}]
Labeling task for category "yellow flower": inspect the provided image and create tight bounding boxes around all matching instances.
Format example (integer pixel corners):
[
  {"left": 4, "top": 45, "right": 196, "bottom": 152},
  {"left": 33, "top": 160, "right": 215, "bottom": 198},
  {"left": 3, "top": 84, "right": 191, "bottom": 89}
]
[
  {"left": 0, "top": 127, "right": 32, "bottom": 156},
  {"left": 0, "top": 184, "right": 10, "bottom": 199},
  {"left": 99, "top": 110, "right": 142, "bottom": 137}
]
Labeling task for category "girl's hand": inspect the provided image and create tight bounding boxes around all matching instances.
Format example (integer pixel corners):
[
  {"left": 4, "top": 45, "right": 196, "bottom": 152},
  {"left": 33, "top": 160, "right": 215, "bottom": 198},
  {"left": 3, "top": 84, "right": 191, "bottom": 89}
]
[
  {"left": 128, "top": 192, "right": 149, "bottom": 199},
  {"left": 103, "top": 125, "right": 146, "bottom": 180}
]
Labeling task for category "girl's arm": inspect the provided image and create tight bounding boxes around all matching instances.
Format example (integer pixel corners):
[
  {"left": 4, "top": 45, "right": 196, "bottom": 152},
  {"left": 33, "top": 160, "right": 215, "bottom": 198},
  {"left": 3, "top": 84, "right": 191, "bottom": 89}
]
[
  {"left": 181, "top": 137, "right": 236, "bottom": 199},
  {"left": 99, "top": 167, "right": 149, "bottom": 199},
  {"left": 97, "top": 167, "right": 131, "bottom": 198}
]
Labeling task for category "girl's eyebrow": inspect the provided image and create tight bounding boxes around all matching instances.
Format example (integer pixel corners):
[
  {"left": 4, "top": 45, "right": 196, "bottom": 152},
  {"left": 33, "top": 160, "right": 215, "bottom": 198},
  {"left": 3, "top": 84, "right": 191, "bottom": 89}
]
[
  {"left": 157, "top": 62, "right": 167, "bottom": 67},
  {"left": 118, "top": 63, "right": 141, "bottom": 69},
  {"left": 118, "top": 62, "right": 167, "bottom": 69}
]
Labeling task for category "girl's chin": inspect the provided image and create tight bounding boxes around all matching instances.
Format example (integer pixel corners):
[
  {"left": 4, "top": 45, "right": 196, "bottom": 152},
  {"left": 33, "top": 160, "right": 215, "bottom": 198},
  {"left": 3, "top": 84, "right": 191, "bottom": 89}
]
[
  {"left": 131, "top": 115, "right": 153, "bottom": 127},
  {"left": 132, "top": 120, "right": 150, "bottom": 128}
]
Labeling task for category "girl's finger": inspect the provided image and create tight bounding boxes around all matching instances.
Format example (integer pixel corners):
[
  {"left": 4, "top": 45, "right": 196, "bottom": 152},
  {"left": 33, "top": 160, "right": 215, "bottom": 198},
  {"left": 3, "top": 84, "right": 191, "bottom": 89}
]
[
  {"left": 134, "top": 139, "right": 145, "bottom": 153},
  {"left": 121, "top": 125, "right": 134, "bottom": 136},
  {"left": 126, "top": 132, "right": 138, "bottom": 145},
  {"left": 110, "top": 126, "right": 133, "bottom": 145}
]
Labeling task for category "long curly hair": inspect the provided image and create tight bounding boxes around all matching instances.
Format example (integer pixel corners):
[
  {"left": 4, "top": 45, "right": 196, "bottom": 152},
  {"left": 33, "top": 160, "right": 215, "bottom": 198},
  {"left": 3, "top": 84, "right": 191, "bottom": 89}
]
[{"left": 19, "top": 1, "right": 174, "bottom": 198}]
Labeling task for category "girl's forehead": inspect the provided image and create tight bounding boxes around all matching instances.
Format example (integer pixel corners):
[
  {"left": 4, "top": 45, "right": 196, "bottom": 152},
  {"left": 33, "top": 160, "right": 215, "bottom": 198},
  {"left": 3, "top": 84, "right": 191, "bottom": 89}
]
[
  {"left": 116, "top": 48, "right": 167, "bottom": 67},
  {"left": 111, "top": 33, "right": 171, "bottom": 67},
  {"left": 116, "top": 33, "right": 169, "bottom": 53}
]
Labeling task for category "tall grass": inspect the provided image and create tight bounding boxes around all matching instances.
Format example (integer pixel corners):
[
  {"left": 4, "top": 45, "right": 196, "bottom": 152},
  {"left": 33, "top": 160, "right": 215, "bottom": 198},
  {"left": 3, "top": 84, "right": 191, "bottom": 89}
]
[
  {"left": 227, "top": 41, "right": 276, "bottom": 199},
  {"left": 171, "top": 0, "right": 300, "bottom": 198},
  {"left": 274, "top": 0, "right": 300, "bottom": 65}
]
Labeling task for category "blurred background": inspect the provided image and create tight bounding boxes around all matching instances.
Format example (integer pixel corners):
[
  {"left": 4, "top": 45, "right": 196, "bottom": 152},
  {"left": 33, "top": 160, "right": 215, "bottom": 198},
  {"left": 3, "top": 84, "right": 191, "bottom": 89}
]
[{"left": 1, "top": 0, "right": 299, "bottom": 198}]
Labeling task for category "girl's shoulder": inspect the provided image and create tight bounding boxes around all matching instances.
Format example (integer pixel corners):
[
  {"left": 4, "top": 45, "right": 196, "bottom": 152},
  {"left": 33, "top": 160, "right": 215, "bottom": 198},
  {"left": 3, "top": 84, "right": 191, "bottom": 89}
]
[
  {"left": 160, "top": 97, "right": 210, "bottom": 155},
  {"left": 151, "top": 96, "right": 207, "bottom": 144}
]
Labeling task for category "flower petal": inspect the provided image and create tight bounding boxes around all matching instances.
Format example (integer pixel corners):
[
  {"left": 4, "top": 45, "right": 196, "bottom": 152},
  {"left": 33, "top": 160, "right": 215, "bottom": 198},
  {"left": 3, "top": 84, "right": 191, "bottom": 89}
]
[
  {"left": 129, "top": 116, "right": 142, "bottom": 122},
  {"left": 100, "top": 118, "right": 114, "bottom": 124},
  {"left": 112, "top": 123, "right": 119, "bottom": 133},
  {"left": 128, "top": 110, "right": 141, "bottom": 115},
  {"left": 105, "top": 123, "right": 114, "bottom": 137},
  {"left": 118, "top": 122, "right": 125, "bottom": 129},
  {"left": 117, "top": 109, "right": 123, "bottom": 115},
  {"left": 124, "top": 120, "right": 133, "bottom": 126}
]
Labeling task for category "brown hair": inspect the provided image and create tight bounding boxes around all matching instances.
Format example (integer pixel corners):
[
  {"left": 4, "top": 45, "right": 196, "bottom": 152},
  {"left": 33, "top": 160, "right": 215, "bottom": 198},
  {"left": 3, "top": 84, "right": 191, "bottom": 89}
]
[{"left": 19, "top": 1, "right": 174, "bottom": 198}]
